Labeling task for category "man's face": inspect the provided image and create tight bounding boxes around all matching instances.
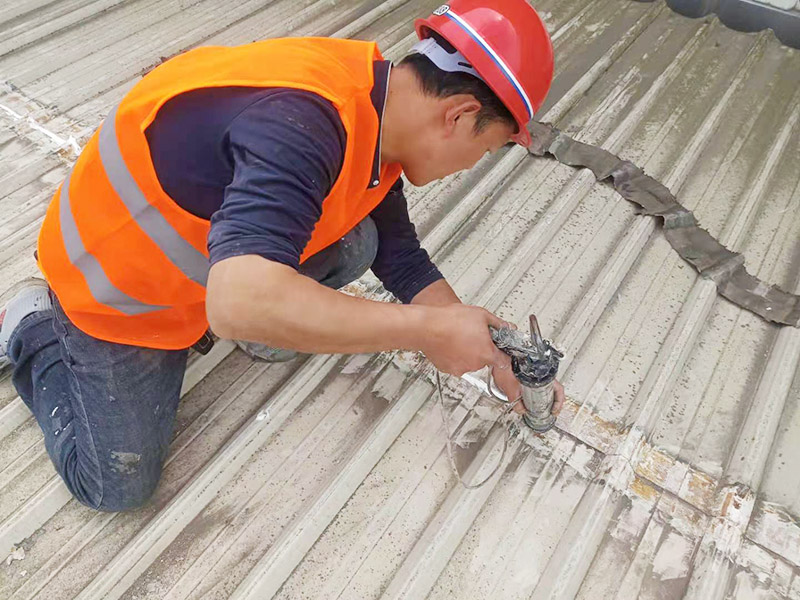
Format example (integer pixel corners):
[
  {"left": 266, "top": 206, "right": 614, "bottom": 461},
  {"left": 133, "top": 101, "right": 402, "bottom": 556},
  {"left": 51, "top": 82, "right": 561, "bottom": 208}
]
[{"left": 401, "top": 106, "right": 517, "bottom": 186}]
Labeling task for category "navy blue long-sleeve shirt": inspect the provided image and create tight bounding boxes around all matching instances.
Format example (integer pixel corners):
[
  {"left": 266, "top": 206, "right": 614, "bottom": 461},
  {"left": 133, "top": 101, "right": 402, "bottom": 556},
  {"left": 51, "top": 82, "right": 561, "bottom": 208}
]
[{"left": 144, "top": 61, "right": 443, "bottom": 303}]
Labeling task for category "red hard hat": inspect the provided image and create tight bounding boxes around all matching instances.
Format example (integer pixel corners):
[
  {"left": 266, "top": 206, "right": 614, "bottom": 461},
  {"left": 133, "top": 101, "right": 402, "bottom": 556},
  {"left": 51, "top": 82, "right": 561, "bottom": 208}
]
[{"left": 415, "top": 1, "right": 554, "bottom": 147}]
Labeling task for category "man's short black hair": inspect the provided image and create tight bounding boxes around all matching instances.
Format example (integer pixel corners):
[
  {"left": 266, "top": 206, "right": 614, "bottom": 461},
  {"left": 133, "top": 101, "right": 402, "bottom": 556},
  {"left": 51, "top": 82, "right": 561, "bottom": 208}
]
[{"left": 399, "top": 32, "right": 518, "bottom": 135}]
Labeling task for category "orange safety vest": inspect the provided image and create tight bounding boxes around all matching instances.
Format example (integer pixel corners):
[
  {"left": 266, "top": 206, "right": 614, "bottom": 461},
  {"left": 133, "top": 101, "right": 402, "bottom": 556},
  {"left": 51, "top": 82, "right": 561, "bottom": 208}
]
[{"left": 37, "top": 38, "right": 403, "bottom": 350}]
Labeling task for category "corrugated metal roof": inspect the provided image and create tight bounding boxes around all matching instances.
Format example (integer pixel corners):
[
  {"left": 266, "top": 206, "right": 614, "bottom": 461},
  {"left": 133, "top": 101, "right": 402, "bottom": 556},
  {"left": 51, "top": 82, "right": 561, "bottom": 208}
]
[{"left": 1, "top": 1, "right": 799, "bottom": 598}]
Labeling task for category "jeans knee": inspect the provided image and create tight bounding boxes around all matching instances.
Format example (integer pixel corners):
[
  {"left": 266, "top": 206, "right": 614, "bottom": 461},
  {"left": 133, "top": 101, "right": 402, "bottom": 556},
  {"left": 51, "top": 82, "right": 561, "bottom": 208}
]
[
  {"left": 328, "top": 216, "right": 379, "bottom": 285},
  {"left": 63, "top": 451, "right": 162, "bottom": 512},
  {"left": 76, "top": 478, "right": 158, "bottom": 513},
  {"left": 299, "top": 216, "right": 379, "bottom": 289},
  {"left": 101, "top": 455, "right": 162, "bottom": 512},
  {"left": 95, "top": 489, "right": 156, "bottom": 512}
]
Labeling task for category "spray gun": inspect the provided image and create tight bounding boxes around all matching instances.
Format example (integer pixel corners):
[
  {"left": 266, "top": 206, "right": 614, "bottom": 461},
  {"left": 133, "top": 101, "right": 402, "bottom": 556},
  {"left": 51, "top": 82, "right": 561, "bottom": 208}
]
[
  {"left": 488, "top": 315, "right": 564, "bottom": 432},
  {"left": 436, "top": 314, "right": 564, "bottom": 489}
]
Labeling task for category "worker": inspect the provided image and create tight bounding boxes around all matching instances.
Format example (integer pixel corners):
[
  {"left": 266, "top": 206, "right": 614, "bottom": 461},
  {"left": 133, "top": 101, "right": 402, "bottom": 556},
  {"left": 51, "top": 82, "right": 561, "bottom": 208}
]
[{"left": 0, "top": 0, "right": 564, "bottom": 512}]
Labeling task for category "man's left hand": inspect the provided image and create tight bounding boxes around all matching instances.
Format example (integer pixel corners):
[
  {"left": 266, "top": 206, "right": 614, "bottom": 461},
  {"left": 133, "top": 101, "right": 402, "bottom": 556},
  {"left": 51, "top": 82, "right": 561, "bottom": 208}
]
[{"left": 493, "top": 368, "right": 566, "bottom": 418}]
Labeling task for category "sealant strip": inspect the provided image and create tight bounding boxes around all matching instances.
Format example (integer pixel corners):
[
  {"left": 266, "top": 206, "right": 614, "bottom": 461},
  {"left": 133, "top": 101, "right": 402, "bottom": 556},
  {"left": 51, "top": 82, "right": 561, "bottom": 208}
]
[{"left": 527, "top": 121, "right": 800, "bottom": 328}]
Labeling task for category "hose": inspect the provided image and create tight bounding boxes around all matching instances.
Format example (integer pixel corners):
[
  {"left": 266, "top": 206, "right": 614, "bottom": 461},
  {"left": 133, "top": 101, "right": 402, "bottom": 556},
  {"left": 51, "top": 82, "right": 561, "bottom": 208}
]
[{"left": 435, "top": 369, "right": 521, "bottom": 490}]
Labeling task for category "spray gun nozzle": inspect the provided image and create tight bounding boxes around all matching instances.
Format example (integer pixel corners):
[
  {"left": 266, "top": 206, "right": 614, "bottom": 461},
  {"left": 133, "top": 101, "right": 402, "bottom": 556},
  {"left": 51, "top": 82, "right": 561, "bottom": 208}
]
[{"left": 529, "top": 315, "right": 546, "bottom": 354}]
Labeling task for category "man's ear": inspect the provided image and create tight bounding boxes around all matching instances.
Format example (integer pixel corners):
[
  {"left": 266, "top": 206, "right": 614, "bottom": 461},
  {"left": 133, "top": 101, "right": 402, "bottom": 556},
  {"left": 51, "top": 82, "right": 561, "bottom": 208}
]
[{"left": 443, "top": 95, "right": 482, "bottom": 136}]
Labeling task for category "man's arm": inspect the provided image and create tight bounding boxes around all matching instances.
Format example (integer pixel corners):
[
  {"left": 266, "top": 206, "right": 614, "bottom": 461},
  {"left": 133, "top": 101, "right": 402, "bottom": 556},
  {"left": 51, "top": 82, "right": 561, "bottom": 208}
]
[
  {"left": 207, "top": 91, "right": 346, "bottom": 274},
  {"left": 369, "top": 179, "right": 446, "bottom": 304},
  {"left": 207, "top": 256, "right": 426, "bottom": 353},
  {"left": 206, "top": 254, "right": 516, "bottom": 380},
  {"left": 410, "top": 278, "right": 461, "bottom": 306}
]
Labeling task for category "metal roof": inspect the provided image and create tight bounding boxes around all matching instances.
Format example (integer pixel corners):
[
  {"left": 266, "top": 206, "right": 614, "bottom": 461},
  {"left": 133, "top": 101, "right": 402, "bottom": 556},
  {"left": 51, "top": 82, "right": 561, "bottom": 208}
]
[{"left": 1, "top": 1, "right": 799, "bottom": 598}]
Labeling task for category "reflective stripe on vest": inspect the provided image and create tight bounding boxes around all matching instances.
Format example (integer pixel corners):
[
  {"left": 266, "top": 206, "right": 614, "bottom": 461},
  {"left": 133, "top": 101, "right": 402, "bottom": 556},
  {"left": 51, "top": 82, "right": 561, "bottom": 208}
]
[
  {"left": 58, "top": 170, "right": 167, "bottom": 316},
  {"left": 57, "top": 104, "right": 210, "bottom": 316},
  {"left": 98, "top": 105, "right": 210, "bottom": 288}
]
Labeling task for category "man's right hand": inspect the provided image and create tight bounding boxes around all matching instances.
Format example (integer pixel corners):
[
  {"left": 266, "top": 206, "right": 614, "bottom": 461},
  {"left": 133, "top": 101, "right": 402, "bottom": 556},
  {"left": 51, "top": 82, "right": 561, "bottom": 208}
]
[{"left": 418, "top": 304, "right": 521, "bottom": 402}]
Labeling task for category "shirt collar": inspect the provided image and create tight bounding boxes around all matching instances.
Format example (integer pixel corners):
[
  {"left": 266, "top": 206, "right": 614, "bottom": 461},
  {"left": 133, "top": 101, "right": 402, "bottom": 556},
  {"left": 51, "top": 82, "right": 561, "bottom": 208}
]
[{"left": 368, "top": 60, "right": 392, "bottom": 189}]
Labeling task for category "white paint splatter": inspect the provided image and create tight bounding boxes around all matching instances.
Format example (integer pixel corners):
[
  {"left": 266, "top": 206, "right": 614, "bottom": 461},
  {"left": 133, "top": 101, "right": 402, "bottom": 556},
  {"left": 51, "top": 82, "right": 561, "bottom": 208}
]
[
  {"left": 26, "top": 116, "right": 81, "bottom": 155},
  {"left": 5, "top": 546, "right": 25, "bottom": 565},
  {"left": 0, "top": 103, "right": 23, "bottom": 119},
  {"left": 0, "top": 103, "right": 81, "bottom": 155}
]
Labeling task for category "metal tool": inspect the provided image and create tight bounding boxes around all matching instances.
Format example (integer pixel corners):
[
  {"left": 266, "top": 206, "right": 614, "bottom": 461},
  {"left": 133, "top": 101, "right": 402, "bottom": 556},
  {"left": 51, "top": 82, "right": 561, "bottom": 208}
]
[
  {"left": 489, "top": 315, "right": 564, "bottom": 432},
  {"left": 435, "top": 314, "right": 563, "bottom": 489}
]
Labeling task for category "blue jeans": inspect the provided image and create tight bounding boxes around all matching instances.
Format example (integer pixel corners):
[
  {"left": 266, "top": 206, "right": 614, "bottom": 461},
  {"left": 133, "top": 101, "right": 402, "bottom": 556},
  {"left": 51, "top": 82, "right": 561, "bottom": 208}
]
[{"left": 8, "top": 218, "right": 378, "bottom": 512}]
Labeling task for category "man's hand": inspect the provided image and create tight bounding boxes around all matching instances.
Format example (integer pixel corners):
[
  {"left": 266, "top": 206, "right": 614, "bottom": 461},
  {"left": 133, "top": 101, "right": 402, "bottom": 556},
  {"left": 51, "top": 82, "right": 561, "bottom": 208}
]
[
  {"left": 418, "top": 304, "right": 522, "bottom": 401},
  {"left": 501, "top": 374, "right": 566, "bottom": 416},
  {"left": 551, "top": 379, "right": 566, "bottom": 415},
  {"left": 490, "top": 361, "right": 522, "bottom": 409}
]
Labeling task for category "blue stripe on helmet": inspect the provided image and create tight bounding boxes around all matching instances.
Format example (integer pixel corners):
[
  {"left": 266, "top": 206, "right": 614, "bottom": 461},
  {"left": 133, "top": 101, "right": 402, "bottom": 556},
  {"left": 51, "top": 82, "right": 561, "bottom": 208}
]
[{"left": 443, "top": 11, "right": 534, "bottom": 119}]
